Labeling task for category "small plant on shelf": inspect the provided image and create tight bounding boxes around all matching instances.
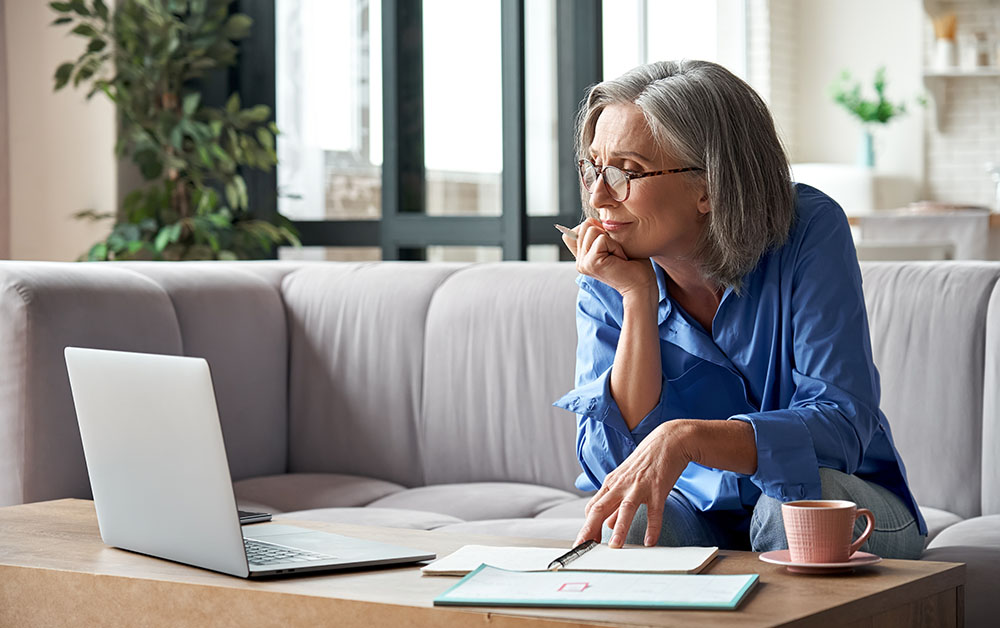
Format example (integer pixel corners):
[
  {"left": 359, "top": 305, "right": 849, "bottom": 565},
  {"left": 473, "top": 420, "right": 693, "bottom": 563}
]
[
  {"left": 50, "top": 0, "right": 299, "bottom": 261},
  {"left": 829, "top": 67, "right": 913, "bottom": 169}
]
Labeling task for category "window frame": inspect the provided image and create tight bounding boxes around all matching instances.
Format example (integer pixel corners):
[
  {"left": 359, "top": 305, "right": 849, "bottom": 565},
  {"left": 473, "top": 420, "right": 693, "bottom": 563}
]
[{"left": 235, "top": 0, "right": 601, "bottom": 261}]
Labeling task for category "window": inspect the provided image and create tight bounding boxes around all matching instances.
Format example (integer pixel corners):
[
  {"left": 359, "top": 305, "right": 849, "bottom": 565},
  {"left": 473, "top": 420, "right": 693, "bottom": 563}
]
[
  {"left": 423, "top": 0, "right": 503, "bottom": 218},
  {"left": 276, "top": 0, "right": 382, "bottom": 222},
  {"left": 602, "top": 0, "right": 748, "bottom": 80},
  {"left": 243, "top": 1, "right": 624, "bottom": 261}
]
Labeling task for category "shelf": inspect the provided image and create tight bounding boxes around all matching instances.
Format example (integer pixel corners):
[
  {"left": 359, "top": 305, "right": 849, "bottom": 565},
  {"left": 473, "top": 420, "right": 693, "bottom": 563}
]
[
  {"left": 922, "top": 71, "right": 1000, "bottom": 130},
  {"left": 923, "top": 69, "right": 1000, "bottom": 78}
]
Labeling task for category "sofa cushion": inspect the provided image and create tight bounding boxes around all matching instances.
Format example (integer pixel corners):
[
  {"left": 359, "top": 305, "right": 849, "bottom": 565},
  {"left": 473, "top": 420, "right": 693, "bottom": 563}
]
[
  {"left": 420, "top": 263, "right": 582, "bottom": 490},
  {"left": 434, "top": 518, "right": 581, "bottom": 541},
  {"left": 233, "top": 473, "right": 405, "bottom": 513},
  {"left": 276, "top": 507, "right": 463, "bottom": 530},
  {"left": 925, "top": 514, "right": 1000, "bottom": 549},
  {"left": 861, "top": 262, "right": 1000, "bottom": 519},
  {"left": 367, "top": 482, "right": 579, "bottom": 521},
  {"left": 919, "top": 506, "right": 964, "bottom": 546},
  {"left": 282, "top": 263, "right": 462, "bottom": 486},
  {"left": 922, "top": 517, "right": 1000, "bottom": 628},
  {"left": 535, "top": 497, "right": 590, "bottom": 519}
]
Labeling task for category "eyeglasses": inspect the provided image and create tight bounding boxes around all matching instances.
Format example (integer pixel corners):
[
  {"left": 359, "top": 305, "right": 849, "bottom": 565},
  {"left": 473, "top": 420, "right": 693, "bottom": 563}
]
[{"left": 578, "top": 159, "right": 703, "bottom": 202}]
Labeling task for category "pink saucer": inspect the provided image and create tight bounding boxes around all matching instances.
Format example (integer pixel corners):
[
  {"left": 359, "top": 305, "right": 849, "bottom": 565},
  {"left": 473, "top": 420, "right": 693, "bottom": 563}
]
[{"left": 759, "top": 549, "right": 882, "bottom": 574}]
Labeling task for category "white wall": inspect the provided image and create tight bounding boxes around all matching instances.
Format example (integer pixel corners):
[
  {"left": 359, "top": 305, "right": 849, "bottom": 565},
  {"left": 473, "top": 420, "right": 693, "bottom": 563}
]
[
  {"left": 0, "top": 0, "right": 9, "bottom": 260},
  {"left": 790, "top": 0, "right": 925, "bottom": 189},
  {"left": 4, "top": 0, "right": 116, "bottom": 261}
]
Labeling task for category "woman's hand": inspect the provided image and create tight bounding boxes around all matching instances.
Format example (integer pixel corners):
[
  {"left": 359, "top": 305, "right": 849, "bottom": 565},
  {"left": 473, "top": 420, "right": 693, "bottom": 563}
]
[
  {"left": 574, "top": 420, "right": 696, "bottom": 548},
  {"left": 561, "top": 218, "right": 655, "bottom": 301}
]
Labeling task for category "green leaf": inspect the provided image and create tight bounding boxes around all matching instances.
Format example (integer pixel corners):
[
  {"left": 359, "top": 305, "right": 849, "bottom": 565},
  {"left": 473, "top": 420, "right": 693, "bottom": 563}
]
[
  {"left": 256, "top": 127, "right": 274, "bottom": 151},
  {"left": 134, "top": 149, "right": 163, "bottom": 180},
  {"left": 170, "top": 124, "right": 184, "bottom": 150},
  {"left": 51, "top": 16, "right": 74, "bottom": 25},
  {"left": 243, "top": 104, "right": 270, "bottom": 123},
  {"left": 54, "top": 62, "right": 75, "bottom": 90},
  {"left": 225, "top": 93, "right": 240, "bottom": 115},
  {"left": 154, "top": 228, "right": 171, "bottom": 252},
  {"left": 197, "top": 145, "right": 212, "bottom": 167},
  {"left": 224, "top": 181, "right": 238, "bottom": 210},
  {"left": 69, "top": 0, "right": 90, "bottom": 16},
  {"left": 234, "top": 174, "right": 248, "bottom": 209},
  {"left": 88, "top": 241, "right": 109, "bottom": 261},
  {"left": 93, "top": 0, "right": 109, "bottom": 21},
  {"left": 71, "top": 23, "right": 98, "bottom": 38},
  {"left": 73, "top": 60, "right": 97, "bottom": 86},
  {"left": 182, "top": 92, "right": 201, "bottom": 116},
  {"left": 49, "top": 2, "right": 73, "bottom": 13},
  {"left": 222, "top": 14, "right": 253, "bottom": 41},
  {"left": 87, "top": 38, "right": 106, "bottom": 53}
]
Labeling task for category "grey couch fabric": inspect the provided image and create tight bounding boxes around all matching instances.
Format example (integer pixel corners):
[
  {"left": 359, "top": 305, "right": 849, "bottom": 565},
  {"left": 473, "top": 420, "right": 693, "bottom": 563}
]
[{"left": 0, "top": 259, "right": 997, "bottom": 626}]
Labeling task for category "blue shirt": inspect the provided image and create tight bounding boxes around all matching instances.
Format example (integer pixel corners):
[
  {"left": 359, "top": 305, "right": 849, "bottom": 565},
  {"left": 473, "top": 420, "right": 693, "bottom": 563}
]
[{"left": 553, "top": 184, "right": 927, "bottom": 535}]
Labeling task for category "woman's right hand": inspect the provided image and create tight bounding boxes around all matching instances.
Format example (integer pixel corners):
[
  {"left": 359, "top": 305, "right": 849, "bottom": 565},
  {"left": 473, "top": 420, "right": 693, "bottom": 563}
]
[{"left": 561, "top": 218, "right": 656, "bottom": 301}]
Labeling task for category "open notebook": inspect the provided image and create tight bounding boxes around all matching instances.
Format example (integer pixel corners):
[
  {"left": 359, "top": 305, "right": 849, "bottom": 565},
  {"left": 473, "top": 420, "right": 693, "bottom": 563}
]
[{"left": 421, "top": 544, "right": 718, "bottom": 576}]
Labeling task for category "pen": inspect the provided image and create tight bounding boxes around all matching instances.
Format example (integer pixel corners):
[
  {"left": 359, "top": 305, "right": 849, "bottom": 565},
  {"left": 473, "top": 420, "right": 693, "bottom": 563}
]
[
  {"left": 554, "top": 224, "right": 578, "bottom": 241},
  {"left": 547, "top": 539, "right": 598, "bottom": 570}
]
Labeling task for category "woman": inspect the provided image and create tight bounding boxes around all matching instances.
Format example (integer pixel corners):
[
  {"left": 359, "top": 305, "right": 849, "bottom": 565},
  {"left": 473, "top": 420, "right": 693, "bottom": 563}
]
[{"left": 553, "top": 60, "right": 926, "bottom": 559}]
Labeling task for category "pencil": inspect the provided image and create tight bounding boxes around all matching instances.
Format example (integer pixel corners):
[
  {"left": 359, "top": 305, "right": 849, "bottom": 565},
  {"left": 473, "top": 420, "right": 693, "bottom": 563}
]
[{"left": 554, "top": 224, "right": 578, "bottom": 240}]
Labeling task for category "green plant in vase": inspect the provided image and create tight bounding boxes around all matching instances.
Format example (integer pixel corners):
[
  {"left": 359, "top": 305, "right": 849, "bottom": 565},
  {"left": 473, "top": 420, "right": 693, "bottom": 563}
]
[
  {"left": 829, "top": 67, "right": 910, "bottom": 170},
  {"left": 50, "top": 0, "right": 298, "bottom": 260}
]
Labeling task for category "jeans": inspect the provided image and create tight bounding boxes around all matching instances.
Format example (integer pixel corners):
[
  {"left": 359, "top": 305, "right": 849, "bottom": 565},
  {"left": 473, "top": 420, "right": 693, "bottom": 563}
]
[{"left": 609, "top": 468, "right": 926, "bottom": 559}]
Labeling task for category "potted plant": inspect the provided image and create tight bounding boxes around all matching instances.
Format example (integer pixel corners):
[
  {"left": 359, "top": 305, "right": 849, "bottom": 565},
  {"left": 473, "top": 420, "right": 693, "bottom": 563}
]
[
  {"left": 829, "top": 67, "right": 910, "bottom": 169},
  {"left": 49, "top": 0, "right": 298, "bottom": 260}
]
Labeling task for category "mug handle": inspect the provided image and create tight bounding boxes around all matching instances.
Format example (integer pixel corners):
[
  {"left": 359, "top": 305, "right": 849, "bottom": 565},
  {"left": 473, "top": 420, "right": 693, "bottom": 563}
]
[{"left": 848, "top": 508, "right": 876, "bottom": 556}]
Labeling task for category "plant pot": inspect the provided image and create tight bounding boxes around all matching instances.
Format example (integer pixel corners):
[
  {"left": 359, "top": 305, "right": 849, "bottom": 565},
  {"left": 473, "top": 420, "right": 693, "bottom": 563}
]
[{"left": 858, "top": 128, "right": 875, "bottom": 169}]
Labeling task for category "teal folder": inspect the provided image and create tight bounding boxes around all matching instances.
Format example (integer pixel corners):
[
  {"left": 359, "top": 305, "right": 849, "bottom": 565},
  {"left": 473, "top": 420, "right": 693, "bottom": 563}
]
[{"left": 433, "top": 564, "right": 759, "bottom": 610}]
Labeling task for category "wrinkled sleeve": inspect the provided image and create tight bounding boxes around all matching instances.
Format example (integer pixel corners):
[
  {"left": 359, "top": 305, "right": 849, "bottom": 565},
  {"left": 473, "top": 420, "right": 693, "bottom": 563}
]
[
  {"left": 553, "top": 277, "right": 669, "bottom": 491},
  {"left": 730, "top": 205, "right": 883, "bottom": 502}
]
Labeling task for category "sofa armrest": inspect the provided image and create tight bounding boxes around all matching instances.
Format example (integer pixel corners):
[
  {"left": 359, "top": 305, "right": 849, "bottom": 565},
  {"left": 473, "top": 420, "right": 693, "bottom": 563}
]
[{"left": 0, "top": 262, "right": 182, "bottom": 506}]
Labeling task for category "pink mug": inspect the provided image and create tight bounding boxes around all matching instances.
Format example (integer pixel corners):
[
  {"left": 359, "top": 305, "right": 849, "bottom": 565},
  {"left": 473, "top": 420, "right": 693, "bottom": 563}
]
[{"left": 781, "top": 500, "right": 875, "bottom": 563}]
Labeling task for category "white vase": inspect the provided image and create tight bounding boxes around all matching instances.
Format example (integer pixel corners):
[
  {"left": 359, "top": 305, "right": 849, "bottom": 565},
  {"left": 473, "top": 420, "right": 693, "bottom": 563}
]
[{"left": 934, "top": 39, "right": 957, "bottom": 70}]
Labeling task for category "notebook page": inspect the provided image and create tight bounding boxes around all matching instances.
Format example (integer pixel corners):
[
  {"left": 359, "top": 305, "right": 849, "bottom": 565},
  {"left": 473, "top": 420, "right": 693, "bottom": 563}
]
[
  {"left": 570, "top": 545, "right": 718, "bottom": 573},
  {"left": 421, "top": 545, "right": 560, "bottom": 575}
]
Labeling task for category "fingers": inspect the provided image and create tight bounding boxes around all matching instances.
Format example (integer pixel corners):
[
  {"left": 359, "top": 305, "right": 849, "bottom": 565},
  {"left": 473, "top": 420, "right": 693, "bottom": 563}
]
[
  {"left": 574, "top": 510, "right": 605, "bottom": 546},
  {"left": 644, "top": 502, "right": 663, "bottom": 547},
  {"left": 608, "top": 496, "right": 640, "bottom": 548},
  {"left": 584, "top": 484, "right": 608, "bottom": 517}
]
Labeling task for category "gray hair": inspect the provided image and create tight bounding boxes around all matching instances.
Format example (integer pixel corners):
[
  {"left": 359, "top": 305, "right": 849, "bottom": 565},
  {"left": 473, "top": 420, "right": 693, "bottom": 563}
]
[{"left": 577, "top": 60, "right": 795, "bottom": 291}]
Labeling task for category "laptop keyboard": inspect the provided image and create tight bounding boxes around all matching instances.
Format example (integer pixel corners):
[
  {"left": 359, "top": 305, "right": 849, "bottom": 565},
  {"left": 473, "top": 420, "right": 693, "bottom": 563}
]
[{"left": 244, "top": 537, "right": 336, "bottom": 566}]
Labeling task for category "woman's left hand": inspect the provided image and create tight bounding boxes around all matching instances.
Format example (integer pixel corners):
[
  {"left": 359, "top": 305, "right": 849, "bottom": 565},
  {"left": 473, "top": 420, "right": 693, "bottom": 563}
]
[{"left": 574, "top": 420, "right": 696, "bottom": 548}]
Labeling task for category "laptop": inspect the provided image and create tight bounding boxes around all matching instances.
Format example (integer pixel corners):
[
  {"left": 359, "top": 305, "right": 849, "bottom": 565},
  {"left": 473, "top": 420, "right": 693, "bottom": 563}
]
[{"left": 64, "top": 347, "right": 435, "bottom": 578}]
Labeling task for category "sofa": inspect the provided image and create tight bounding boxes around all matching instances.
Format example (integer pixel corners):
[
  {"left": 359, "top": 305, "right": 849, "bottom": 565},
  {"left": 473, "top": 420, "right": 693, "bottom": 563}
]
[{"left": 0, "top": 260, "right": 998, "bottom": 624}]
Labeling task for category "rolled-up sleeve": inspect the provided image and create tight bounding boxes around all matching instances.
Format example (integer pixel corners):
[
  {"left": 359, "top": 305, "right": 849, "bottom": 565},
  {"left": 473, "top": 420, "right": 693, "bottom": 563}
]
[
  {"left": 730, "top": 206, "right": 883, "bottom": 502},
  {"left": 553, "top": 277, "right": 669, "bottom": 490}
]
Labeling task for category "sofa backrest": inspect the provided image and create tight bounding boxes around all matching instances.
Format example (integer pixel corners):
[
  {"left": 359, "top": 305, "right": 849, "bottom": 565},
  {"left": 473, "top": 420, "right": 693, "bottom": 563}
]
[
  {"left": 860, "top": 262, "right": 1000, "bottom": 519},
  {"left": 0, "top": 261, "right": 292, "bottom": 507},
  {"left": 982, "top": 282, "right": 1000, "bottom": 516},
  {"left": 3, "top": 259, "right": 999, "bottom": 517},
  {"left": 282, "top": 262, "right": 464, "bottom": 488},
  {"left": 419, "top": 263, "right": 581, "bottom": 490}
]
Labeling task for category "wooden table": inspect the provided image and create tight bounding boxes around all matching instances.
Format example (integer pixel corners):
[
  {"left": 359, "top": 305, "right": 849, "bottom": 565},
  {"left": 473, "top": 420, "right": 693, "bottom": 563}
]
[{"left": 0, "top": 499, "right": 964, "bottom": 627}]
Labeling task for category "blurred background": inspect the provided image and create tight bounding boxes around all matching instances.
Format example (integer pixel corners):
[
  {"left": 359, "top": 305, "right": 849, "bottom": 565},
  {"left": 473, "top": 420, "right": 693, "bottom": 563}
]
[{"left": 2, "top": 0, "right": 998, "bottom": 262}]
